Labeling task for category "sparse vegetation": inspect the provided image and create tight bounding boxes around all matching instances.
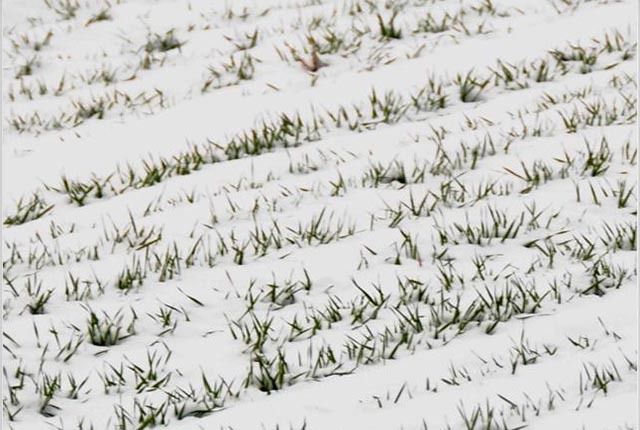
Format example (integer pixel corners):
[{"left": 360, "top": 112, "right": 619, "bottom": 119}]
[{"left": 2, "top": 2, "right": 636, "bottom": 430}]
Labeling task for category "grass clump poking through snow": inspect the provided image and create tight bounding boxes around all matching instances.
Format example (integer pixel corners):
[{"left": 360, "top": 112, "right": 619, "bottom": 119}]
[
  {"left": 455, "top": 70, "right": 491, "bottom": 102},
  {"left": 377, "top": 11, "right": 402, "bottom": 40},
  {"left": 43, "top": 0, "right": 80, "bottom": 20},
  {"left": 143, "top": 29, "right": 184, "bottom": 54},
  {"left": 86, "top": 308, "right": 135, "bottom": 347},
  {"left": 3, "top": 193, "right": 53, "bottom": 226}
]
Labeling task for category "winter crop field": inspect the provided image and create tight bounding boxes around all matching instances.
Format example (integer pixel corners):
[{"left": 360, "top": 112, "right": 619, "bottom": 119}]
[{"left": 1, "top": 0, "right": 638, "bottom": 429}]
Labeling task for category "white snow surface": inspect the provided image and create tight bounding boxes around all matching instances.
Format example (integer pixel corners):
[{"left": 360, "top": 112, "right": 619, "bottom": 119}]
[{"left": 2, "top": 0, "right": 638, "bottom": 429}]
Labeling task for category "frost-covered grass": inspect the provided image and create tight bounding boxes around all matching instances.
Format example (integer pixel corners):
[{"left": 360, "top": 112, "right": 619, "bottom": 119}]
[{"left": 2, "top": 0, "right": 638, "bottom": 429}]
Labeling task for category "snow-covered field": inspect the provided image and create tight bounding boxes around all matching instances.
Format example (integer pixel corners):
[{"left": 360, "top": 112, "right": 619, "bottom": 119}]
[{"left": 2, "top": 0, "right": 638, "bottom": 429}]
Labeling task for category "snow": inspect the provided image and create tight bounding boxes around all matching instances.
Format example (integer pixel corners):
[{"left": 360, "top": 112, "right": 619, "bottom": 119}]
[{"left": 2, "top": 0, "right": 638, "bottom": 429}]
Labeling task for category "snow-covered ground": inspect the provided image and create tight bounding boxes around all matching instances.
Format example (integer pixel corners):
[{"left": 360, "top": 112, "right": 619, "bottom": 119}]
[{"left": 2, "top": 0, "right": 638, "bottom": 429}]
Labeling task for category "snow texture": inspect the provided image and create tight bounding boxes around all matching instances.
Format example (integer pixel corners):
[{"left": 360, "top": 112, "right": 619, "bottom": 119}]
[{"left": 2, "top": 0, "right": 638, "bottom": 429}]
